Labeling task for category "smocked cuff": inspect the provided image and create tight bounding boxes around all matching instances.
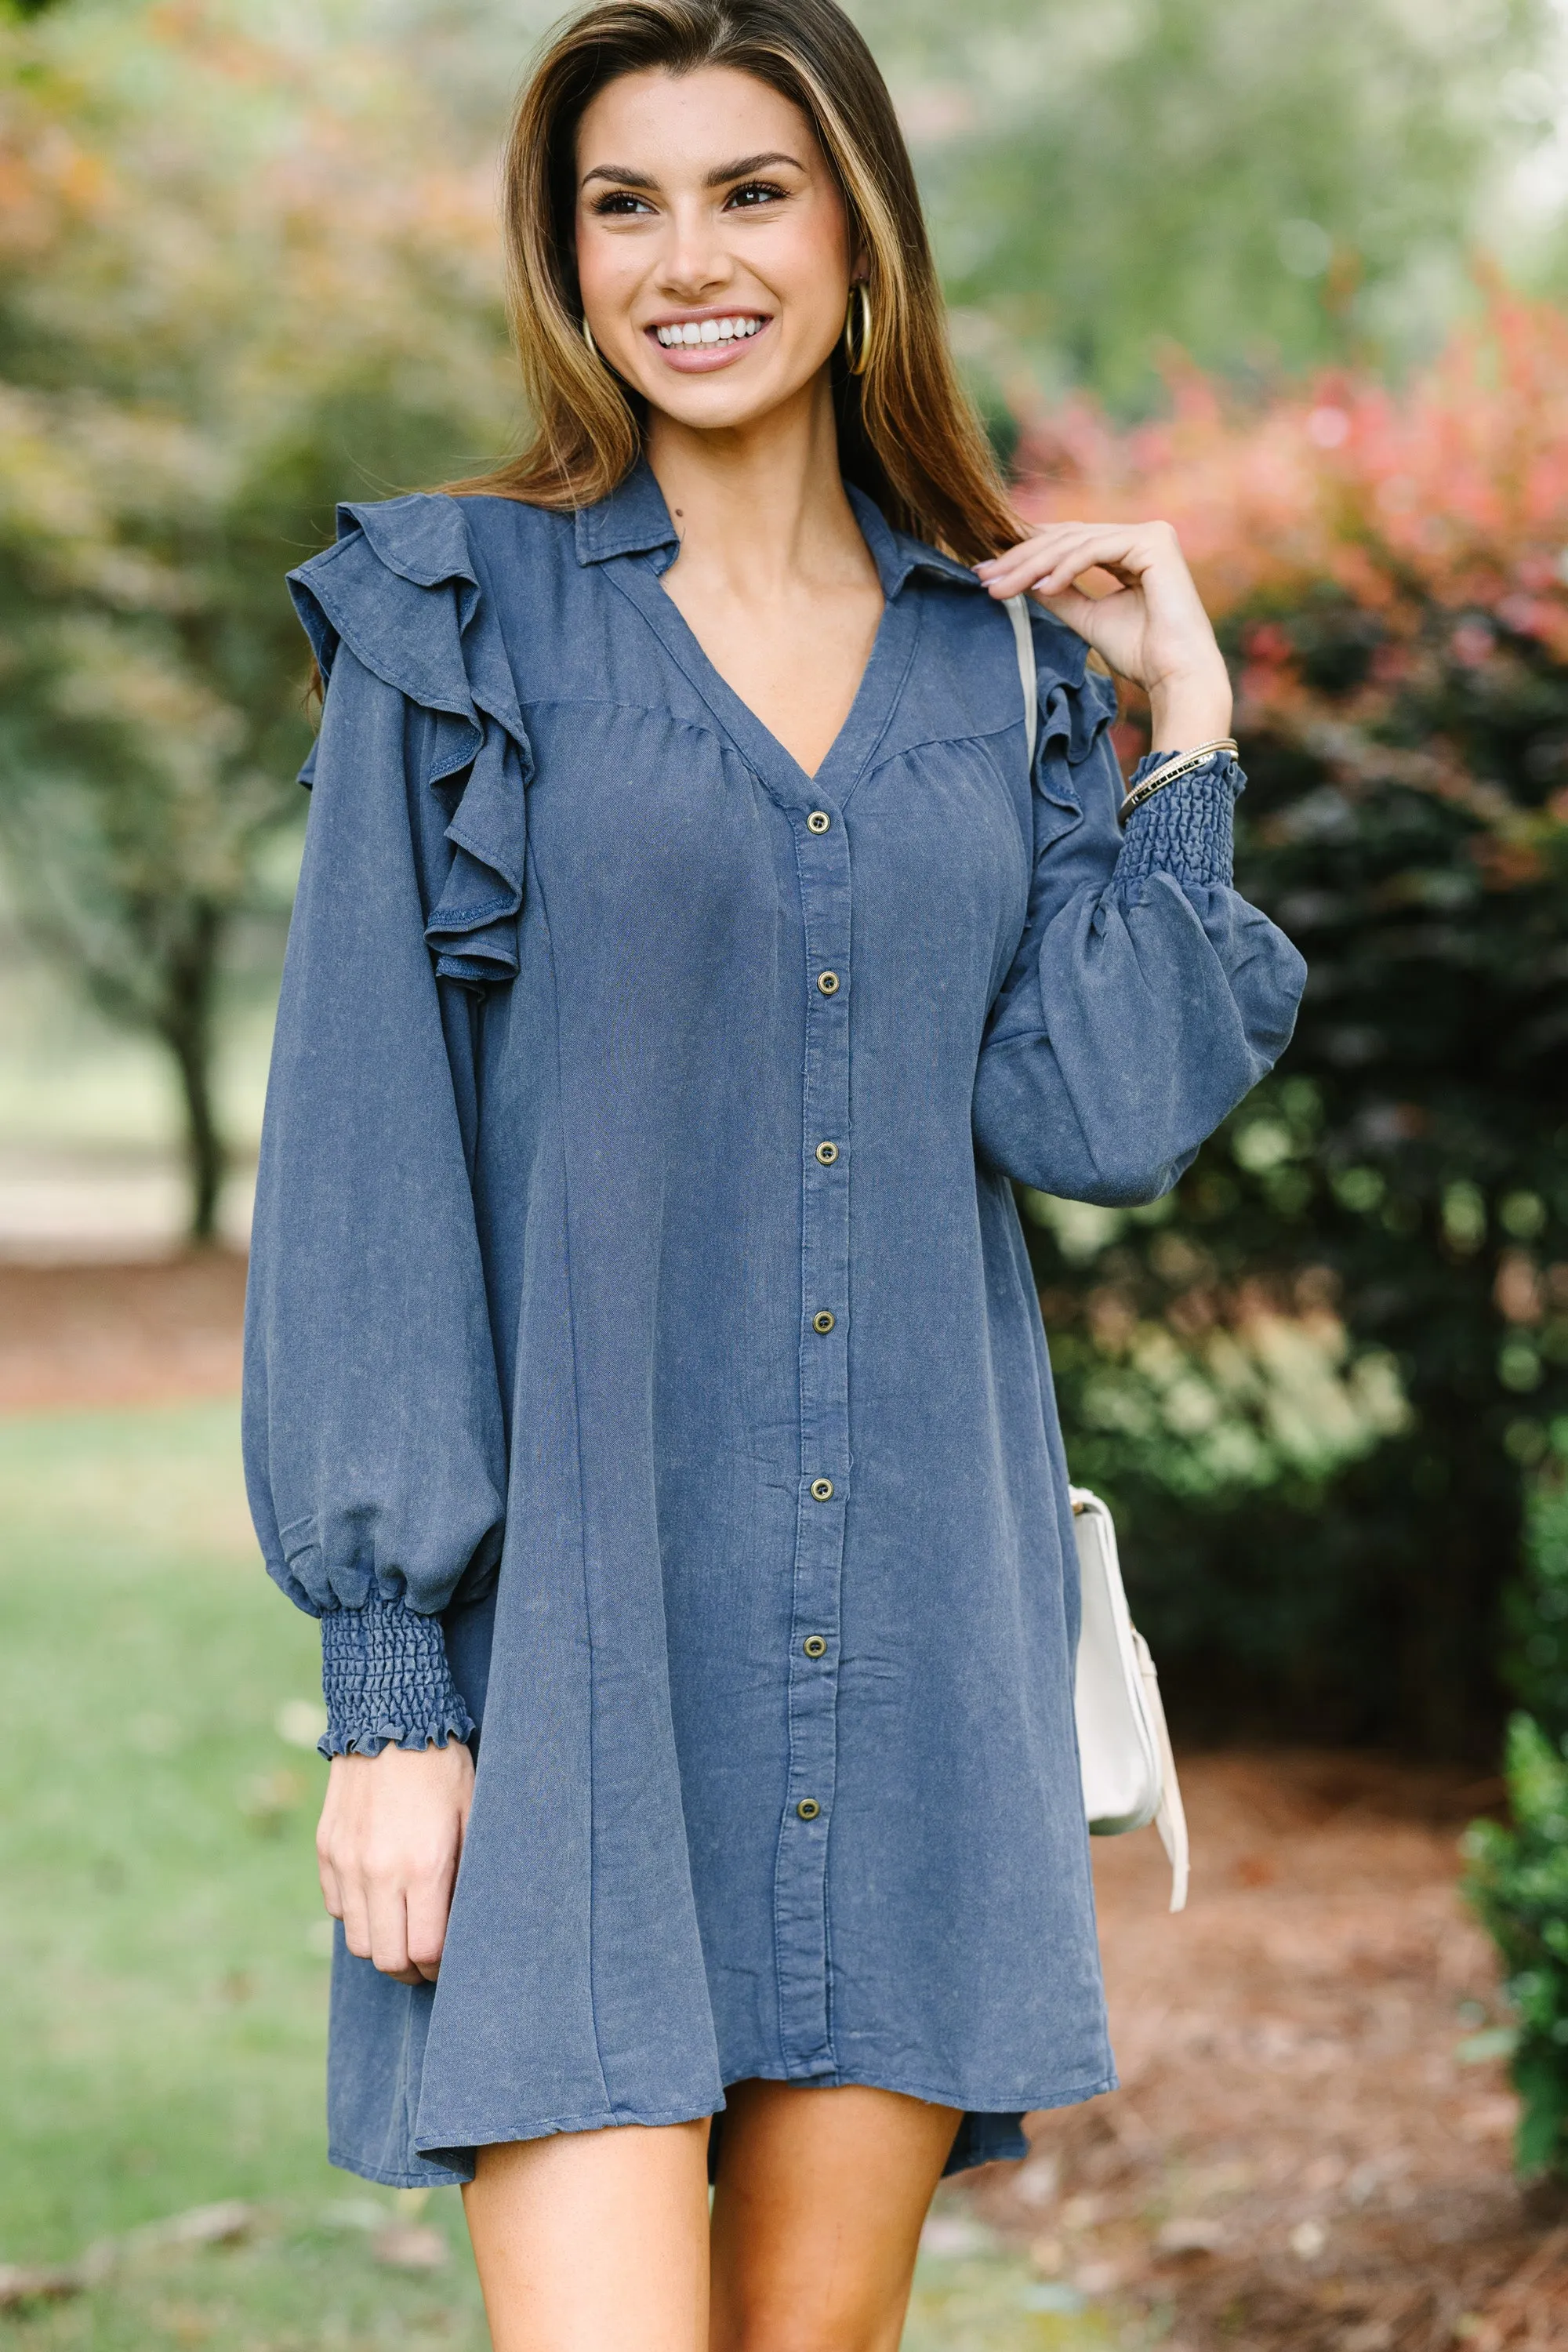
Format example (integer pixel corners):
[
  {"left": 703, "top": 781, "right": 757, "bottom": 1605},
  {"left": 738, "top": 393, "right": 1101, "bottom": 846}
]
[
  {"left": 1115, "top": 753, "right": 1242, "bottom": 889},
  {"left": 319, "top": 1592, "right": 476, "bottom": 1759}
]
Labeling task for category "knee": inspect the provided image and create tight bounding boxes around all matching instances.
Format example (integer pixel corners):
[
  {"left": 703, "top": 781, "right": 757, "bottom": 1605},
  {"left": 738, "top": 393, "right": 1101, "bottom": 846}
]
[{"left": 716, "top": 2319, "right": 902, "bottom": 2352}]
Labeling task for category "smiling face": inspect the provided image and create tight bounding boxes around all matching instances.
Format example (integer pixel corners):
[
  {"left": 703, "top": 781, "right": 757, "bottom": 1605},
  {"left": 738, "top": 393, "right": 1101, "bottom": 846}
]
[{"left": 573, "top": 64, "right": 855, "bottom": 436}]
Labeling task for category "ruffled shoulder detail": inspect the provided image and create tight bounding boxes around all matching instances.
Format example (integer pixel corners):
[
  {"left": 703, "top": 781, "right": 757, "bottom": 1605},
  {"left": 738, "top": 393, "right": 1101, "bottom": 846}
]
[
  {"left": 287, "top": 495, "right": 532, "bottom": 987},
  {"left": 1025, "top": 604, "right": 1120, "bottom": 771}
]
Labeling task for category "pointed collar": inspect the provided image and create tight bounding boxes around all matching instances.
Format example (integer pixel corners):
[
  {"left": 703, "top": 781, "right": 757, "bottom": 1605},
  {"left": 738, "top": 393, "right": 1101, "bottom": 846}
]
[
  {"left": 573, "top": 454, "right": 681, "bottom": 568},
  {"left": 573, "top": 454, "right": 987, "bottom": 604}
]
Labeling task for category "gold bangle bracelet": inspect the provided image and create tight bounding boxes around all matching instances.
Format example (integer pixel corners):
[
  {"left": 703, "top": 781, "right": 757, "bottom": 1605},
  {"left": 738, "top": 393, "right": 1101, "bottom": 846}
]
[{"left": 1118, "top": 737, "right": 1239, "bottom": 827}]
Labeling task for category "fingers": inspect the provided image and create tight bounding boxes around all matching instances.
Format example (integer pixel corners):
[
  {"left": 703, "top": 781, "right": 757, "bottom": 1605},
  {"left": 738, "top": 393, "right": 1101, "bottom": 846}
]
[
  {"left": 978, "top": 518, "right": 1179, "bottom": 572},
  {"left": 358, "top": 1865, "right": 449, "bottom": 1987},
  {"left": 982, "top": 531, "right": 1125, "bottom": 598},
  {"left": 316, "top": 1769, "right": 349, "bottom": 1933},
  {"left": 365, "top": 1870, "right": 421, "bottom": 1982},
  {"left": 336, "top": 1835, "right": 436, "bottom": 1985},
  {"left": 981, "top": 535, "right": 1135, "bottom": 598},
  {"left": 405, "top": 1868, "right": 457, "bottom": 1984},
  {"left": 337, "top": 1870, "right": 378, "bottom": 1969},
  {"left": 976, "top": 517, "right": 1225, "bottom": 702},
  {"left": 316, "top": 1835, "right": 344, "bottom": 1922},
  {"left": 1029, "top": 583, "right": 1114, "bottom": 642},
  {"left": 314, "top": 1741, "right": 474, "bottom": 1987},
  {"left": 976, "top": 519, "right": 1180, "bottom": 599}
]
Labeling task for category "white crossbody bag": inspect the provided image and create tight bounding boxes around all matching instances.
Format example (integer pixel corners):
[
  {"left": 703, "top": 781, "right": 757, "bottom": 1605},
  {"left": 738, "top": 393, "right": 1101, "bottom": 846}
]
[
  {"left": 1069, "top": 1490, "right": 1189, "bottom": 1912},
  {"left": 1005, "top": 597, "right": 1191, "bottom": 1915}
]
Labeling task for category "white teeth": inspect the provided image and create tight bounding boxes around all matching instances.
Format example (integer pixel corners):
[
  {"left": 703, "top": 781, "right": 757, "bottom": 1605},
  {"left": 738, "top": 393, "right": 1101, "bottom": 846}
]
[{"left": 654, "top": 315, "right": 764, "bottom": 347}]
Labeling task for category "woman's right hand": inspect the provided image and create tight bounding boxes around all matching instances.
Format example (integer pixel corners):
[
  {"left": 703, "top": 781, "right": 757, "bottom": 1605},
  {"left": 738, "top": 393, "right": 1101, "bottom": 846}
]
[{"left": 316, "top": 1740, "right": 475, "bottom": 1984}]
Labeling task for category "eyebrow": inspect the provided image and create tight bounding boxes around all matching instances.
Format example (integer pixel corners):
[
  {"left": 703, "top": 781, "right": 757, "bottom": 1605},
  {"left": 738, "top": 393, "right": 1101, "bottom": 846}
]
[{"left": 580, "top": 151, "right": 806, "bottom": 192}]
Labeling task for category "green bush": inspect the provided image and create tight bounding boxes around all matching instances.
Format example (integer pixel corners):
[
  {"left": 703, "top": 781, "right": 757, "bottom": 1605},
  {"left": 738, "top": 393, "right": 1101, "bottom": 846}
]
[
  {"left": 1461, "top": 1454, "right": 1568, "bottom": 2180},
  {"left": 1014, "top": 301, "right": 1568, "bottom": 1759},
  {"left": 1505, "top": 1458, "right": 1568, "bottom": 1731},
  {"left": 1463, "top": 1713, "right": 1568, "bottom": 2178}
]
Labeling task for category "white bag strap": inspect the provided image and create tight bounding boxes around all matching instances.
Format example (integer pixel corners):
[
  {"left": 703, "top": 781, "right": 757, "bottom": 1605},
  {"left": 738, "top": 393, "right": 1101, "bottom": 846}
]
[{"left": 1005, "top": 593, "right": 1038, "bottom": 770}]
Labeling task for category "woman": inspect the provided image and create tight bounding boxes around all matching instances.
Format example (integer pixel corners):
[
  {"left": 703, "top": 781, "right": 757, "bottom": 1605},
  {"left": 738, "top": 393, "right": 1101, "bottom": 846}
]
[{"left": 243, "top": 2, "right": 1305, "bottom": 2345}]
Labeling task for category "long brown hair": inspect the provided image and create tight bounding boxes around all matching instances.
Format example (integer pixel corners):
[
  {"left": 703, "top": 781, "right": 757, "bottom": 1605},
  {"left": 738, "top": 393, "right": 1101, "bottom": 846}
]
[{"left": 452, "top": 0, "right": 1021, "bottom": 562}]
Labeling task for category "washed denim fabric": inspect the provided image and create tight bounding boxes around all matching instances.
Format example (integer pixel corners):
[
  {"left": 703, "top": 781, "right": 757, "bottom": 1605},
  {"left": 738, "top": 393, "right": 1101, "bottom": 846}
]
[{"left": 243, "top": 459, "right": 1305, "bottom": 2187}]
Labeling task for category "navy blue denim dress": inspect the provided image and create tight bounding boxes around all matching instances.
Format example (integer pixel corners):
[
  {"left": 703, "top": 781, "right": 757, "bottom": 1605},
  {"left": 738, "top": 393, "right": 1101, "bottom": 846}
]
[{"left": 243, "top": 459, "right": 1305, "bottom": 2187}]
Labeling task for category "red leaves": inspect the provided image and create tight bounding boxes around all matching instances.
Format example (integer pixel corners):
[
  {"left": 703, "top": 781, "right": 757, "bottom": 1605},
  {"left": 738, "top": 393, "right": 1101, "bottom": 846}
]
[{"left": 1014, "top": 290, "right": 1568, "bottom": 659}]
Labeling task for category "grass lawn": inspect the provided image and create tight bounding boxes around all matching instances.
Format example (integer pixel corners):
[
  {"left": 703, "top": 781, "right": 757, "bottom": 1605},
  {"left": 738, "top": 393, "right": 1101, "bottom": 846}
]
[{"left": 0, "top": 1403, "right": 1112, "bottom": 2350}]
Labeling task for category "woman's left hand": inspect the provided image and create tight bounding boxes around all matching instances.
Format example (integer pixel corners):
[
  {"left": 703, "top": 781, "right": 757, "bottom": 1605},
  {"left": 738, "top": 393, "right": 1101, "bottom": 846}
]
[{"left": 975, "top": 520, "right": 1232, "bottom": 753}]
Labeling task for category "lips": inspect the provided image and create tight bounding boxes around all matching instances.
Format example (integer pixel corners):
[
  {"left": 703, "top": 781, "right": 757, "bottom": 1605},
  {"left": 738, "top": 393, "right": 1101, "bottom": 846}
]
[{"left": 640, "top": 308, "right": 775, "bottom": 372}]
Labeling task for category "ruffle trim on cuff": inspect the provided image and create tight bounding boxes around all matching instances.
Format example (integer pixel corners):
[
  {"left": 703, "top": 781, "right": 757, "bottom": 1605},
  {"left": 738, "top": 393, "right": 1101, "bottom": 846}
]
[
  {"left": 319, "top": 1590, "right": 476, "bottom": 1759},
  {"left": 1115, "top": 755, "right": 1242, "bottom": 890}
]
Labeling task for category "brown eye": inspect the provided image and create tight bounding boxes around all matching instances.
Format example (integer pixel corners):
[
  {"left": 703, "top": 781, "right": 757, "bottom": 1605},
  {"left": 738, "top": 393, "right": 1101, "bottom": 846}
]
[{"left": 725, "top": 180, "right": 786, "bottom": 209}]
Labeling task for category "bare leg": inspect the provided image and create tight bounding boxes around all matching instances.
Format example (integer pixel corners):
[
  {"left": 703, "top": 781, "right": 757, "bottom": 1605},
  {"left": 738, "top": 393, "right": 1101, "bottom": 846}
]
[
  {"left": 708, "top": 2081, "right": 960, "bottom": 2352},
  {"left": 463, "top": 2118, "right": 711, "bottom": 2352}
]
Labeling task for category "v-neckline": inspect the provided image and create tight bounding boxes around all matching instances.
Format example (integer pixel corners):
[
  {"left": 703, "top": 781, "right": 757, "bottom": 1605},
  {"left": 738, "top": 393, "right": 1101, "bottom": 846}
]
[
  {"left": 566, "top": 459, "right": 954, "bottom": 808},
  {"left": 608, "top": 553, "right": 922, "bottom": 811},
  {"left": 659, "top": 563, "right": 889, "bottom": 782}
]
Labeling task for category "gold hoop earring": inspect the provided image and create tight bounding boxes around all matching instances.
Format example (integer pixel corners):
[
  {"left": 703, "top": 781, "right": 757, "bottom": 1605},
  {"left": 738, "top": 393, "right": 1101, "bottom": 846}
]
[
  {"left": 582, "top": 315, "right": 598, "bottom": 360},
  {"left": 843, "top": 283, "right": 871, "bottom": 377}
]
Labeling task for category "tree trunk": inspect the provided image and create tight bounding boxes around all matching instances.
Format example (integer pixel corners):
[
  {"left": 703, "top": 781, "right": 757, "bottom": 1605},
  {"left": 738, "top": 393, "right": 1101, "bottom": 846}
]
[{"left": 157, "top": 905, "right": 226, "bottom": 1247}]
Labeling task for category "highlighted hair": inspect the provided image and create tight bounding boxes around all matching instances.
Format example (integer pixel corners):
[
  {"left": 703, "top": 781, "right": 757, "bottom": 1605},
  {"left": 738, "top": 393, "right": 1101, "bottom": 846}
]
[{"left": 452, "top": 0, "right": 1020, "bottom": 561}]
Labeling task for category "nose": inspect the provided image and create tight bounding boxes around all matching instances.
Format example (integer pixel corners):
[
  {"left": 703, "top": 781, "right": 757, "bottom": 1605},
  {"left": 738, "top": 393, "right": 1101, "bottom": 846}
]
[{"left": 656, "top": 193, "right": 734, "bottom": 302}]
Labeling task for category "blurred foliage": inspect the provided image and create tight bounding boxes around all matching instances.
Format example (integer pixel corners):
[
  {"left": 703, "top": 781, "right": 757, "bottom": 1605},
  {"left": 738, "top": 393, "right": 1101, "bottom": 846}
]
[
  {"left": 2, "top": 0, "right": 1566, "bottom": 1239},
  {"left": 859, "top": 0, "right": 1562, "bottom": 416},
  {"left": 1504, "top": 1451, "right": 1568, "bottom": 1729},
  {"left": 1464, "top": 1715, "right": 1568, "bottom": 2178},
  {"left": 5, "top": 2, "right": 1568, "bottom": 1740},
  {"left": 0, "top": 0, "right": 517, "bottom": 1234},
  {"left": 1015, "top": 293, "right": 1568, "bottom": 1755},
  {"left": 1463, "top": 1450, "right": 1568, "bottom": 2181}
]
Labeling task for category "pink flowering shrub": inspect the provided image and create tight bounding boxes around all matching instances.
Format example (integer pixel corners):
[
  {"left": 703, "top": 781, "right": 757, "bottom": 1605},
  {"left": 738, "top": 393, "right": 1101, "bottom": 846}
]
[{"left": 1007, "top": 293, "right": 1568, "bottom": 1757}]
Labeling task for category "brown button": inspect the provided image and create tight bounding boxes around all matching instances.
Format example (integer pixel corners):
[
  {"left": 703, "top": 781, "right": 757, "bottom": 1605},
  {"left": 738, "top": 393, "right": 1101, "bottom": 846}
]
[
  {"left": 810, "top": 1477, "right": 834, "bottom": 1501},
  {"left": 817, "top": 971, "right": 840, "bottom": 996},
  {"left": 803, "top": 1635, "right": 828, "bottom": 1658},
  {"left": 807, "top": 810, "right": 831, "bottom": 834},
  {"left": 797, "top": 1798, "right": 822, "bottom": 1820},
  {"left": 812, "top": 1310, "right": 836, "bottom": 1334},
  {"left": 815, "top": 1141, "right": 838, "bottom": 1165}
]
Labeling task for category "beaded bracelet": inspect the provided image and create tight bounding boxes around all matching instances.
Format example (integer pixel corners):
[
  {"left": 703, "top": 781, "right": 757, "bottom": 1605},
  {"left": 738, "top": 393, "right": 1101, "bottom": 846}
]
[{"left": 1117, "top": 737, "right": 1239, "bottom": 828}]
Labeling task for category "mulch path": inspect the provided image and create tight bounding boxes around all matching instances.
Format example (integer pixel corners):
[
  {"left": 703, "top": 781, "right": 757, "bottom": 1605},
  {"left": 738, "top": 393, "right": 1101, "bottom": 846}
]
[
  {"left": 2, "top": 1259, "right": 1561, "bottom": 2347},
  {"left": 967, "top": 1753, "right": 1558, "bottom": 2350},
  {"left": 0, "top": 1254, "right": 247, "bottom": 1411}
]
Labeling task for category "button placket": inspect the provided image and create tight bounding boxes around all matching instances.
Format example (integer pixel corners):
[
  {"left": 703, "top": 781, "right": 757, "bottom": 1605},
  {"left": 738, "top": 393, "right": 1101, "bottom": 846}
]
[{"left": 772, "top": 793, "right": 852, "bottom": 2075}]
